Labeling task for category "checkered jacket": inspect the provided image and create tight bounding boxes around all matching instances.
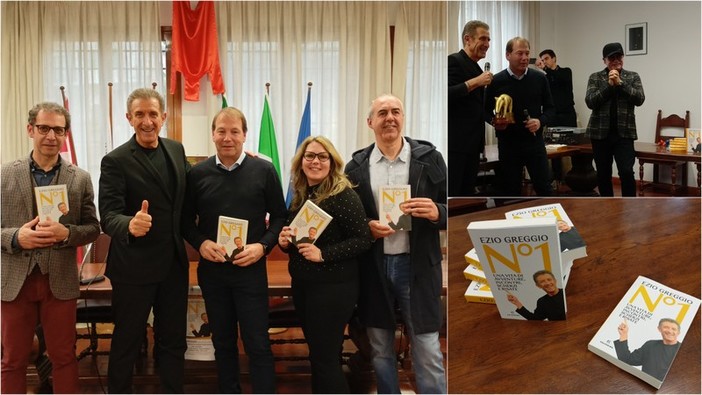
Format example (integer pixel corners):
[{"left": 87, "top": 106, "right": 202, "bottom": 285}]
[
  {"left": 585, "top": 68, "right": 645, "bottom": 140},
  {"left": 1, "top": 157, "right": 100, "bottom": 301}
]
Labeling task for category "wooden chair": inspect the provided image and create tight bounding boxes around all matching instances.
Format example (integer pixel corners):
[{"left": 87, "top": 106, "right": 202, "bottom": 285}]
[{"left": 638, "top": 110, "right": 690, "bottom": 196}]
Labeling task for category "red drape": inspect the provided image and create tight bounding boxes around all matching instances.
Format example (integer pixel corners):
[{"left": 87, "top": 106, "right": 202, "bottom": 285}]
[{"left": 170, "top": 1, "right": 225, "bottom": 101}]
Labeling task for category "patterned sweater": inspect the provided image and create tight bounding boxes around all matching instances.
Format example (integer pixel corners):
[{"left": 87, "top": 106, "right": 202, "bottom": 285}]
[{"left": 283, "top": 186, "right": 372, "bottom": 283}]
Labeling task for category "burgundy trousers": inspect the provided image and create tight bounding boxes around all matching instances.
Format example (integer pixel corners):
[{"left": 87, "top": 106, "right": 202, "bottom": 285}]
[{"left": 1, "top": 270, "right": 79, "bottom": 394}]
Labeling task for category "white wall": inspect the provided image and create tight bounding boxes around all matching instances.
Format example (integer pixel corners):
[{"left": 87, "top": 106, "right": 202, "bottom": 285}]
[{"left": 539, "top": 1, "right": 701, "bottom": 185}]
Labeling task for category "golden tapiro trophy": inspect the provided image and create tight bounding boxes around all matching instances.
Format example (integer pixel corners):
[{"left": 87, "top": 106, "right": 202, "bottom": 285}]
[{"left": 493, "top": 94, "right": 515, "bottom": 124}]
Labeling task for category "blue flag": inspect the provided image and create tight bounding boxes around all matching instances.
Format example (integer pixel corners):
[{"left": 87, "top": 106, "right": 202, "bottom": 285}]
[{"left": 285, "top": 88, "right": 312, "bottom": 207}]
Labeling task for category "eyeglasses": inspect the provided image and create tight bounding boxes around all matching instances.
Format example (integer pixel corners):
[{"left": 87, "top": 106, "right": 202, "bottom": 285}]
[
  {"left": 34, "top": 124, "right": 67, "bottom": 136},
  {"left": 303, "top": 151, "right": 330, "bottom": 162}
]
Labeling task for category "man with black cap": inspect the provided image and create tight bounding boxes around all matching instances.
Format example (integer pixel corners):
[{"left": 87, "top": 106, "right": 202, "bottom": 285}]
[{"left": 585, "top": 42, "right": 645, "bottom": 196}]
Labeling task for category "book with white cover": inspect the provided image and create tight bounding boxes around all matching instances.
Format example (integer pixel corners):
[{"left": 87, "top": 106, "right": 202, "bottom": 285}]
[
  {"left": 468, "top": 217, "right": 566, "bottom": 320},
  {"left": 463, "top": 263, "right": 486, "bottom": 284},
  {"left": 378, "top": 184, "right": 412, "bottom": 231},
  {"left": 34, "top": 184, "right": 69, "bottom": 221},
  {"left": 465, "top": 280, "right": 495, "bottom": 304},
  {"left": 464, "top": 248, "right": 481, "bottom": 270},
  {"left": 588, "top": 276, "right": 700, "bottom": 389},
  {"left": 469, "top": 249, "right": 574, "bottom": 288},
  {"left": 216, "top": 215, "right": 248, "bottom": 262},
  {"left": 289, "top": 200, "right": 332, "bottom": 245},
  {"left": 504, "top": 203, "right": 587, "bottom": 262}
]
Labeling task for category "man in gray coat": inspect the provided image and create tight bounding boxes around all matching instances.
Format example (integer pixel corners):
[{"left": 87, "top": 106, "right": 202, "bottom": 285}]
[{"left": 1, "top": 102, "right": 100, "bottom": 393}]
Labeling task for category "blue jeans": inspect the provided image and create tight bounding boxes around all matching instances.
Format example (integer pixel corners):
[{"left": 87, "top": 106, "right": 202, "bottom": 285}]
[{"left": 367, "top": 254, "right": 446, "bottom": 394}]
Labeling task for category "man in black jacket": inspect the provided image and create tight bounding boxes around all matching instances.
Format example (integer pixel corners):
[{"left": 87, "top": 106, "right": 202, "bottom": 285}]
[
  {"left": 448, "top": 20, "right": 493, "bottom": 196},
  {"left": 345, "top": 94, "right": 447, "bottom": 394},
  {"left": 99, "top": 88, "right": 191, "bottom": 393}
]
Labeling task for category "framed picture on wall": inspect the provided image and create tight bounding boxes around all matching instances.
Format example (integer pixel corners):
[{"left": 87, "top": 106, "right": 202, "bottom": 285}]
[{"left": 625, "top": 22, "right": 647, "bottom": 56}]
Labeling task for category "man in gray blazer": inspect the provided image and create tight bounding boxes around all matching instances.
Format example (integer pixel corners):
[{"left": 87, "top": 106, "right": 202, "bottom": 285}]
[
  {"left": 1, "top": 102, "right": 100, "bottom": 393},
  {"left": 99, "top": 88, "right": 191, "bottom": 393}
]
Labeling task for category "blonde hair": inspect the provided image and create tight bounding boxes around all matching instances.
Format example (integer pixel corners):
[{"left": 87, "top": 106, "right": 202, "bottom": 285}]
[{"left": 289, "top": 136, "right": 354, "bottom": 211}]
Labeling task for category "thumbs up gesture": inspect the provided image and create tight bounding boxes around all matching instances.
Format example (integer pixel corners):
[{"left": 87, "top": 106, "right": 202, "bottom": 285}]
[{"left": 129, "top": 200, "right": 152, "bottom": 237}]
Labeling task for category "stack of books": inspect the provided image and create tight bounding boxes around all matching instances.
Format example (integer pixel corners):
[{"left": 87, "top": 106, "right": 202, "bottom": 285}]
[
  {"left": 463, "top": 203, "right": 588, "bottom": 321},
  {"left": 668, "top": 137, "right": 687, "bottom": 152}
]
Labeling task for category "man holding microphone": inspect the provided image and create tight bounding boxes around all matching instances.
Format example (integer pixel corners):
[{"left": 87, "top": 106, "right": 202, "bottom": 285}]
[{"left": 448, "top": 20, "right": 493, "bottom": 196}]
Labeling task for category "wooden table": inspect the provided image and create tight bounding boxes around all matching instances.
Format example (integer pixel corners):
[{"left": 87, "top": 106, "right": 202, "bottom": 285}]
[
  {"left": 480, "top": 144, "right": 581, "bottom": 172},
  {"left": 480, "top": 143, "right": 702, "bottom": 195},
  {"left": 634, "top": 142, "right": 702, "bottom": 195},
  {"left": 447, "top": 198, "right": 701, "bottom": 393}
]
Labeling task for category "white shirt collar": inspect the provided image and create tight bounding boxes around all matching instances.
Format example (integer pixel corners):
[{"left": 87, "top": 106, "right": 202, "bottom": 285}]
[{"left": 215, "top": 152, "right": 246, "bottom": 171}]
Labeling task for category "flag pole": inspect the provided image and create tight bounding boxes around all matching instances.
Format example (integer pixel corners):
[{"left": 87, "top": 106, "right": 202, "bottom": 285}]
[
  {"left": 152, "top": 82, "right": 158, "bottom": 90},
  {"left": 59, "top": 86, "right": 78, "bottom": 164},
  {"left": 108, "top": 82, "right": 114, "bottom": 152},
  {"left": 265, "top": 82, "right": 270, "bottom": 96}
]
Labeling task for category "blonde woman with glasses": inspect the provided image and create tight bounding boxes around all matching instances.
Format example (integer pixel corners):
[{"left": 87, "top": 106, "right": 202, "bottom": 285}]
[{"left": 278, "top": 136, "right": 371, "bottom": 393}]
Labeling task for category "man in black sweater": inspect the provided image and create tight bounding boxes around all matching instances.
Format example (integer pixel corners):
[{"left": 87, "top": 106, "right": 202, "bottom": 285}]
[
  {"left": 538, "top": 49, "right": 577, "bottom": 127},
  {"left": 614, "top": 318, "right": 682, "bottom": 381},
  {"left": 539, "top": 49, "right": 577, "bottom": 184},
  {"left": 507, "top": 270, "right": 565, "bottom": 321},
  {"left": 485, "top": 37, "right": 555, "bottom": 196},
  {"left": 182, "top": 107, "right": 287, "bottom": 393}
]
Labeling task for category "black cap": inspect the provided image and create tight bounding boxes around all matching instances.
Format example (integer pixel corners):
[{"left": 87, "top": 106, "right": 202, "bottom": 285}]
[{"left": 602, "top": 42, "right": 624, "bottom": 58}]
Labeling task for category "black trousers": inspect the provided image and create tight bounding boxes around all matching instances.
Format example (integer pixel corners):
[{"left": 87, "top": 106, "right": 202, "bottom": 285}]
[
  {"left": 292, "top": 277, "right": 358, "bottom": 394},
  {"left": 198, "top": 261, "right": 275, "bottom": 394},
  {"left": 591, "top": 134, "right": 636, "bottom": 196},
  {"left": 108, "top": 264, "right": 188, "bottom": 393},
  {"left": 448, "top": 149, "right": 481, "bottom": 197},
  {"left": 496, "top": 140, "right": 552, "bottom": 196}
]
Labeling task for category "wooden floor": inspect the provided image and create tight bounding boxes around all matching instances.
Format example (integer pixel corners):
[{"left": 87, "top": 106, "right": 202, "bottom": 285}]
[{"left": 26, "top": 324, "right": 446, "bottom": 394}]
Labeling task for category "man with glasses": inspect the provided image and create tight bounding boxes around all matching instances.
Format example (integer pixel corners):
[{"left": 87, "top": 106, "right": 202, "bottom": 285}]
[
  {"left": 345, "top": 94, "right": 447, "bottom": 394},
  {"left": 1, "top": 102, "right": 100, "bottom": 393},
  {"left": 182, "top": 106, "right": 286, "bottom": 393},
  {"left": 585, "top": 42, "right": 645, "bottom": 196}
]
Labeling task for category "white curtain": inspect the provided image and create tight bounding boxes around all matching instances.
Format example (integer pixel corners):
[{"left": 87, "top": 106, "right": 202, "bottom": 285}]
[
  {"left": 215, "top": 1, "right": 445, "bottom": 190},
  {"left": 1, "top": 1, "right": 163, "bottom": 202},
  {"left": 449, "top": 1, "right": 539, "bottom": 145},
  {"left": 1, "top": 2, "right": 45, "bottom": 162},
  {"left": 394, "top": 1, "right": 448, "bottom": 158}
]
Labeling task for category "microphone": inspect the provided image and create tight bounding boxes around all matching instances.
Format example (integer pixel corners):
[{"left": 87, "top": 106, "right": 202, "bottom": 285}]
[
  {"left": 523, "top": 109, "right": 536, "bottom": 135},
  {"left": 485, "top": 62, "right": 491, "bottom": 72}
]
